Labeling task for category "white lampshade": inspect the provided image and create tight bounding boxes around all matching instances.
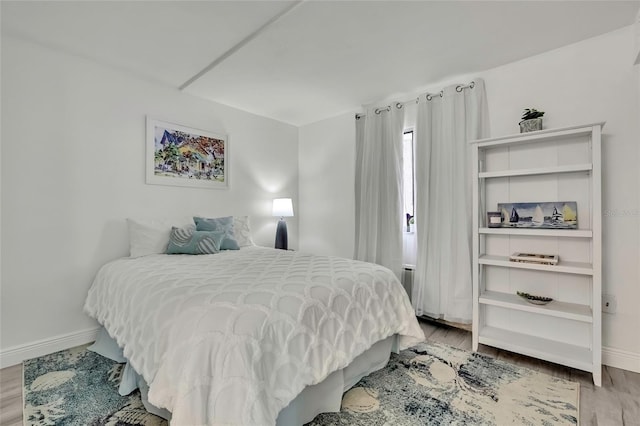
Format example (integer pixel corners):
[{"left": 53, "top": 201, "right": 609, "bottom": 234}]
[{"left": 272, "top": 198, "right": 294, "bottom": 217}]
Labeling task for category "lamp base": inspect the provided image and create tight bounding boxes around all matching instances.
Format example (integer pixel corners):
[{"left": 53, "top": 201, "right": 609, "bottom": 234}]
[{"left": 275, "top": 219, "right": 288, "bottom": 250}]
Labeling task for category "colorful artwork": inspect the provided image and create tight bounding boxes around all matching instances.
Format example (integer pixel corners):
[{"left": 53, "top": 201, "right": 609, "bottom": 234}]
[
  {"left": 146, "top": 118, "right": 228, "bottom": 189},
  {"left": 497, "top": 201, "right": 578, "bottom": 229}
]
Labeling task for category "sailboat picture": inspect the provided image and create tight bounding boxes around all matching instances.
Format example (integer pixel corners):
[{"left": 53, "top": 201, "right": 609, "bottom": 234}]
[{"left": 497, "top": 202, "right": 578, "bottom": 229}]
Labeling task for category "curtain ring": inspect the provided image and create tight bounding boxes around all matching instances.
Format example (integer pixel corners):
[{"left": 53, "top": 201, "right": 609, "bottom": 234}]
[
  {"left": 439, "top": 90, "right": 443, "bottom": 98},
  {"left": 426, "top": 94, "right": 433, "bottom": 101},
  {"left": 456, "top": 81, "right": 475, "bottom": 92},
  {"left": 395, "top": 102, "right": 403, "bottom": 109},
  {"left": 415, "top": 97, "right": 420, "bottom": 104},
  {"left": 374, "top": 108, "right": 382, "bottom": 114}
]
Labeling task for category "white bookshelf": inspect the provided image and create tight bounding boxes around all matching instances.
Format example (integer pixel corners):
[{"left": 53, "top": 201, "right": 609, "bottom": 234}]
[{"left": 470, "top": 122, "right": 603, "bottom": 386}]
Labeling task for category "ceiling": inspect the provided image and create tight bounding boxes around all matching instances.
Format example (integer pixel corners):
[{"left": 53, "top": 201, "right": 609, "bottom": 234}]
[{"left": 3, "top": 1, "right": 639, "bottom": 126}]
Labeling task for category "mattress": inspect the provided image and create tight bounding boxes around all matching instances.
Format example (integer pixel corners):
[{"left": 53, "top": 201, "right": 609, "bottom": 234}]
[{"left": 84, "top": 247, "right": 423, "bottom": 425}]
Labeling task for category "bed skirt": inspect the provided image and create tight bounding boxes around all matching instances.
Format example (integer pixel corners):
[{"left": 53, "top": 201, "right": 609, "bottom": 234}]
[{"left": 88, "top": 327, "right": 396, "bottom": 425}]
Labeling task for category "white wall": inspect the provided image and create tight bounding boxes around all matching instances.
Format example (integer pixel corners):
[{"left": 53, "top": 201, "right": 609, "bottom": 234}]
[
  {"left": 0, "top": 36, "right": 298, "bottom": 361},
  {"left": 298, "top": 113, "right": 355, "bottom": 258},
  {"left": 299, "top": 25, "right": 640, "bottom": 368},
  {"left": 637, "top": 43, "right": 640, "bottom": 367},
  {"left": 635, "top": 9, "right": 640, "bottom": 65}
]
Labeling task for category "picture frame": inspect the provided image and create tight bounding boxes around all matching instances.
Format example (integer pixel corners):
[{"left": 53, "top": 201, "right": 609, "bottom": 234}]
[
  {"left": 497, "top": 201, "right": 577, "bottom": 229},
  {"left": 146, "top": 117, "right": 228, "bottom": 189},
  {"left": 486, "top": 211, "right": 502, "bottom": 228}
]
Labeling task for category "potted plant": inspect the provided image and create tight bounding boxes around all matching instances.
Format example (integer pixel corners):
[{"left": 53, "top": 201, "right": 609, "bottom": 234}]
[{"left": 519, "top": 108, "right": 545, "bottom": 133}]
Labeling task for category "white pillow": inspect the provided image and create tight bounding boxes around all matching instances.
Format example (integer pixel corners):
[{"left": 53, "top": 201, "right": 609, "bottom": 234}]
[
  {"left": 233, "top": 216, "right": 256, "bottom": 247},
  {"left": 127, "top": 217, "right": 194, "bottom": 257}
]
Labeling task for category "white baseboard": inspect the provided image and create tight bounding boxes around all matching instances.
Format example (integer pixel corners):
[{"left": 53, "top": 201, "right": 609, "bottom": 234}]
[
  {"left": 0, "top": 327, "right": 99, "bottom": 369},
  {"left": 2, "top": 327, "right": 639, "bottom": 374},
  {"left": 602, "top": 346, "right": 640, "bottom": 373}
]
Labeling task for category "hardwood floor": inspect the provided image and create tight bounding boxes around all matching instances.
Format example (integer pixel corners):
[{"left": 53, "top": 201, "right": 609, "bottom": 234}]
[
  {"left": 0, "top": 362, "right": 22, "bottom": 426},
  {"left": 1, "top": 320, "right": 638, "bottom": 425}
]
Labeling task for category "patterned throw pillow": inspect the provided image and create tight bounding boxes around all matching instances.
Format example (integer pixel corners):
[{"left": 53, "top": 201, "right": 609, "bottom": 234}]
[
  {"left": 193, "top": 216, "right": 240, "bottom": 250},
  {"left": 166, "top": 226, "right": 224, "bottom": 255}
]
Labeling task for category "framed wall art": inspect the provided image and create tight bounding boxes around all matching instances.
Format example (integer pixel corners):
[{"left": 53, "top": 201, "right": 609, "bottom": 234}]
[
  {"left": 146, "top": 117, "right": 228, "bottom": 189},
  {"left": 497, "top": 201, "right": 577, "bottom": 229}
]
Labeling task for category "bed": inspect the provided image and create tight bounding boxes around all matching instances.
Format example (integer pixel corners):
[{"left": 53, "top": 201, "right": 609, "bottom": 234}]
[{"left": 84, "top": 232, "right": 424, "bottom": 425}]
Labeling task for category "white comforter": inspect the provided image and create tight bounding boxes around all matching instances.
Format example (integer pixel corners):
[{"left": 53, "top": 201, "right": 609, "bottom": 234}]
[{"left": 84, "top": 247, "right": 424, "bottom": 425}]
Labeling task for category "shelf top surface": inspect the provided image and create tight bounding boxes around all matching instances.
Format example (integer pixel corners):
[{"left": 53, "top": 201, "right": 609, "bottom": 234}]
[
  {"left": 478, "top": 326, "right": 593, "bottom": 367},
  {"left": 479, "top": 227, "right": 593, "bottom": 237},
  {"left": 479, "top": 290, "right": 592, "bottom": 320},
  {"left": 478, "top": 163, "right": 593, "bottom": 178},
  {"left": 469, "top": 122, "right": 606, "bottom": 145},
  {"left": 480, "top": 254, "right": 591, "bottom": 266},
  {"left": 479, "top": 255, "right": 594, "bottom": 274}
]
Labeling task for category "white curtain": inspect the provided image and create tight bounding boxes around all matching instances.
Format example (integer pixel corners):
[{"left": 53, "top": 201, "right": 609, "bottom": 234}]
[
  {"left": 354, "top": 104, "right": 405, "bottom": 279},
  {"left": 412, "top": 79, "right": 489, "bottom": 323}
]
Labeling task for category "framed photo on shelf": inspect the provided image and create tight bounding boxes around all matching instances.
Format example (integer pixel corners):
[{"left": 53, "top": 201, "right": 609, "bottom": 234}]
[
  {"left": 487, "top": 211, "right": 502, "bottom": 228},
  {"left": 498, "top": 201, "right": 577, "bottom": 229},
  {"left": 146, "top": 117, "right": 228, "bottom": 189}
]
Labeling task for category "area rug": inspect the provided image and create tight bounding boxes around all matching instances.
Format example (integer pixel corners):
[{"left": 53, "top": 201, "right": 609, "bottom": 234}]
[{"left": 23, "top": 341, "right": 579, "bottom": 425}]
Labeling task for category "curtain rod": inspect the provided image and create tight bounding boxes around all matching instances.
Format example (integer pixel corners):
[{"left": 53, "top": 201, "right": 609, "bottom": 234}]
[{"left": 355, "top": 81, "right": 475, "bottom": 120}]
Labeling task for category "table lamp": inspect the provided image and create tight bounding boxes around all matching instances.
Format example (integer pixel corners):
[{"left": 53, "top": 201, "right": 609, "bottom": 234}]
[{"left": 272, "top": 198, "right": 294, "bottom": 250}]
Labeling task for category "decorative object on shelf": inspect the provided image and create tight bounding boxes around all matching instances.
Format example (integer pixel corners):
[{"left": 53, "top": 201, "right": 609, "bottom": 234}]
[
  {"left": 405, "top": 213, "right": 415, "bottom": 232},
  {"left": 273, "top": 198, "right": 294, "bottom": 250},
  {"left": 486, "top": 211, "right": 502, "bottom": 228},
  {"left": 146, "top": 117, "right": 228, "bottom": 189},
  {"left": 519, "top": 108, "right": 545, "bottom": 133},
  {"left": 510, "top": 252, "right": 559, "bottom": 265},
  {"left": 498, "top": 201, "right": 577, "bottom": 229},
  {"left": 517, "top": 291, "right": 554, "bottom": 305}
]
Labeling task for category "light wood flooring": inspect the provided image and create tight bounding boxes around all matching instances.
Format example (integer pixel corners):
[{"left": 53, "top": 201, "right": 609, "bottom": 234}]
[
  {"left": 0, "top": 360, "right": 21, "bottom": 426},
  {"left": 1, "top": 319, "right": 638, "bottom": 425}
]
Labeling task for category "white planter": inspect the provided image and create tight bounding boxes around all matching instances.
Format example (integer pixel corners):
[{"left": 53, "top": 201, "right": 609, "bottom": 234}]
[{"left": 519, "top": 118, "right": 543, "bottom": 133}]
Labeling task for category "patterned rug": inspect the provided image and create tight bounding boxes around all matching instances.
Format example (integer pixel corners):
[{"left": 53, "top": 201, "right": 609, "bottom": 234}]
[{"left": 23, "top": 341, "right": 579, "bottom": 425}]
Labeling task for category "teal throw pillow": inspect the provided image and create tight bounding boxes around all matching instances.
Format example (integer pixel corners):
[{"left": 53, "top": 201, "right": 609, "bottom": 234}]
[
  {"left": 194, "top": 216, "right": 240, "bottom": 250},
  {"left": 166, "top": 226, "right": 224, "bottom": 255}
]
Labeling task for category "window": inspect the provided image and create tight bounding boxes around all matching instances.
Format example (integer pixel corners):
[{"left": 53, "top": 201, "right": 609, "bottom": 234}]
[{"left": 403, "top": 130, "right": 414, "bottom": 232}]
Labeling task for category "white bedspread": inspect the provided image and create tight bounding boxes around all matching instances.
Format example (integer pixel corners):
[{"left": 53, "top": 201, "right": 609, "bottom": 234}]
[{"left": 84, "top": 247, "right": 424, "bottom": 425}]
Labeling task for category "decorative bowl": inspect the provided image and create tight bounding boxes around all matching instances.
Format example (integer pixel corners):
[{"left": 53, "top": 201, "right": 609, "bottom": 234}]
[{"left": 517, "top": 291, "right": 553, "bottom": 305}]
